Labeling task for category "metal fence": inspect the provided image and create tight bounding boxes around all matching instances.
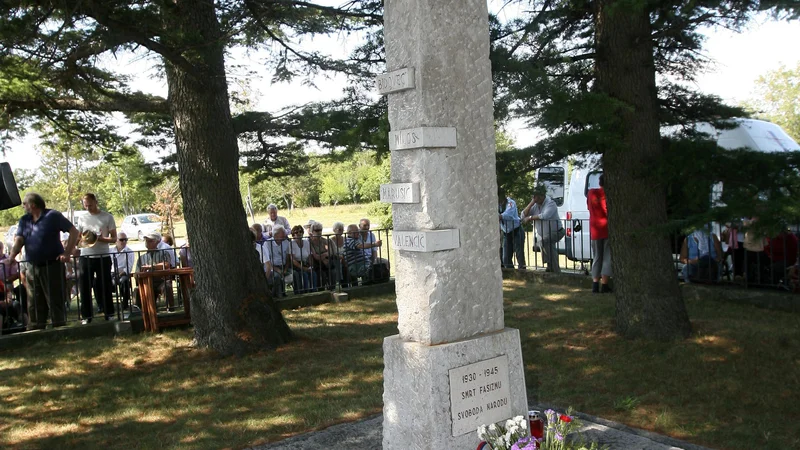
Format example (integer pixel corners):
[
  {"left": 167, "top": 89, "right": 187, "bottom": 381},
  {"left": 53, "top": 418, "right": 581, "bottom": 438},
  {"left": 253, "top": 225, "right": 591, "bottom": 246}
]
[
  {"left": 6, "top": 219, "right": 795, "bottom": 335},
  {"left": 1, "top": 228, "right": 396, "bottom": 334},
  {"left": 500, "top": 218, "right": 800, "bottom": 292},
  {"left": 255, "top": 228, "right": 393, "bottom": 297},
  {"left": 0, "top": 246, "right": 189, "bottom": 334}
]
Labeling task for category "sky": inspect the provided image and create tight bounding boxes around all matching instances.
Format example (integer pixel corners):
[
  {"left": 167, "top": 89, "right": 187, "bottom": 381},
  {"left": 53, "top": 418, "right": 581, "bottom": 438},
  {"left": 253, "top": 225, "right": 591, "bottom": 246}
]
[{"left": 4, "top": 12, "right": 800, "bottom": 170}]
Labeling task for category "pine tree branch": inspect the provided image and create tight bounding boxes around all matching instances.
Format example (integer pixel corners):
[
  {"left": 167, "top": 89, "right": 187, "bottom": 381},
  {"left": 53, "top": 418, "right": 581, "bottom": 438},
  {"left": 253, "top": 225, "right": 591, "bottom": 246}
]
[
  {"left": 265, "top": 0, "right": 383, "bottom": 23},
  {"left": 77, "top": 0, "right": 200, "bottom": 78},
  {"left": 2, "top": 95, "right": 169, "bottom": 114}
]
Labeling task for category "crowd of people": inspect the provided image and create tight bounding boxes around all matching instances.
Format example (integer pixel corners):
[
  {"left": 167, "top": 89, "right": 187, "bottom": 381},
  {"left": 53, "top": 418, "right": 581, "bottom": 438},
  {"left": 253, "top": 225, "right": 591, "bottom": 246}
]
[
  {"left": 0, "top": 195, "right": 391, "bottom": 333},
  {"left": 680, "top": 219, "right": 799, "bottom": 288},
  {"left": 499, "top": 174, "right": 800, "bottom": 292},
  {"left": 6, "top": 185, "right": 795, "bottom": 334},
  {"left": 250, "top": 204, "right": 389, "bottom": 297},
  {"left": 499, "top": 178, "right": 612, "bottom": 293}
]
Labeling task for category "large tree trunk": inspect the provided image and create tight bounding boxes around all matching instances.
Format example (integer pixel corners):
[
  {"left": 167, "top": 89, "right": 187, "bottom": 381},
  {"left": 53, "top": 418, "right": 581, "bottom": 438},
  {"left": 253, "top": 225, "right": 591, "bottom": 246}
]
[
  {"left": 594, "top": 0, "right": 691, "bottom": 340},
  {"left": 164, "top": 0, "right": 292, "bottom": 354}
]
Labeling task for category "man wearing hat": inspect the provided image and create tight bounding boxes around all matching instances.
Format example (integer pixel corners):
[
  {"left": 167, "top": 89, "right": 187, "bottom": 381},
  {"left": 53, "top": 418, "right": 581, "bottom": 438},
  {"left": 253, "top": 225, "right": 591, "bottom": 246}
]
[
  {"left": 76, "top": 193, "right": 117, "bottom": 323},
  {"left": 133, "top": 232, "right": 171, "bottom": 308},
  {"left": 522, "top": 183, "right": 564, "bottom": 273}
]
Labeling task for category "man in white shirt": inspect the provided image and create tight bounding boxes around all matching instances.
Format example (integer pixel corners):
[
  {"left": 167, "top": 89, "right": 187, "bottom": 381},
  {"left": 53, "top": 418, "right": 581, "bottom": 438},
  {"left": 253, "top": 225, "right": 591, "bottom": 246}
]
[
  {"left": 522, "top": 184, "right": 564, "bottom": 273},
  {"left": 263, "top": 204, "right": 291, "bottom": 237},
  {"left": 134, "top": 232, "right": 170, "bottom": 308},
  {"left": 358, "top": 218, "right": 390, "bottom": 283},
  {"left": 358, "top": 218, "right": 382, "bottom": 264},
  {"left": 76, "top": 193, "right": 117, "bottom": 323},
  {"left": 266, "top": 225, "right": 292, "bottom": 296},
  {"left": 112, "top": 232, "right": 135, "bottom": 310}
]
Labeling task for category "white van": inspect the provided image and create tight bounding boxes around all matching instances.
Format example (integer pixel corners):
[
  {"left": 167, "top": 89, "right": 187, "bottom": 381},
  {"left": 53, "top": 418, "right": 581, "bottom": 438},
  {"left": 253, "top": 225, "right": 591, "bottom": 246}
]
[{"left": 537, "top": 119, "right": 800, "bottom": 262}]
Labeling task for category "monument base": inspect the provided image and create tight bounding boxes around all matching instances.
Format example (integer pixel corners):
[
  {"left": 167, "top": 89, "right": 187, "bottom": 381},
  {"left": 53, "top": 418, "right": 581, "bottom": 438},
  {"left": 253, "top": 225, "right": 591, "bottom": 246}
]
[{"left": 382, "top": 328, "right": 529, "bottom": 449}]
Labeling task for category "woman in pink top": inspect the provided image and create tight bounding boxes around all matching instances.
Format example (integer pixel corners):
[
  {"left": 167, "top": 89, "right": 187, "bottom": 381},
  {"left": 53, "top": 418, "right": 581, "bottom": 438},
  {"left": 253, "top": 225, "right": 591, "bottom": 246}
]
[{"left": 587, "top": 174, "right": 612, "bottom": 293}]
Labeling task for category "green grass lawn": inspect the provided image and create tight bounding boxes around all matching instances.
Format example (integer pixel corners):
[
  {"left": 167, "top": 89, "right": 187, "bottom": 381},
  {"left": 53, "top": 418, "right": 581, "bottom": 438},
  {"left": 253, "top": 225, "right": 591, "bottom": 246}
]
[{"left": 1, "top": 280, "right": 798, "bottom": 450}]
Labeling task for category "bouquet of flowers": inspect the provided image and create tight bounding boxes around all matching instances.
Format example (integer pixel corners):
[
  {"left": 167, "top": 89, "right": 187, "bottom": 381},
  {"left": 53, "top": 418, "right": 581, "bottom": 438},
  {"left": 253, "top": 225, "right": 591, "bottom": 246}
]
[
  {"left": 476, "top": 415, "right": 529, "bottom": 450},
  {"left": 508, "top": 408, "right": 607, "bottom": 450}
]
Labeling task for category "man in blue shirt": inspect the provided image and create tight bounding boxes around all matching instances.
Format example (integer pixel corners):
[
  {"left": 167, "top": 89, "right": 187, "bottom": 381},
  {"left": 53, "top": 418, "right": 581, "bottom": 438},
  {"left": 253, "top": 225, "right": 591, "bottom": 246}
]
[
  {"left": 499, "top": 193, "right": 526, "bottom": 270},
  {"left": 9, "top": 193, "right": 79, "bottom": 330}
]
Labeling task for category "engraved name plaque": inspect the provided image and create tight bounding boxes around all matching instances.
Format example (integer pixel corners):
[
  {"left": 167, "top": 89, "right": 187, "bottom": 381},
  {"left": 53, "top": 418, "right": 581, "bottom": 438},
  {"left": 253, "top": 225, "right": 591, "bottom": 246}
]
[
  {"left": 388, "top": 127, "right": 457, "bottom": 151},
  {"left": 376, "top": 67, "right": 416, "bottom": 95},
  {"left": 380, "top": 183, "right": 420, "bottom": 204},
  {"left": 392, "top": 229, "right": 460, "bottom": 253}
]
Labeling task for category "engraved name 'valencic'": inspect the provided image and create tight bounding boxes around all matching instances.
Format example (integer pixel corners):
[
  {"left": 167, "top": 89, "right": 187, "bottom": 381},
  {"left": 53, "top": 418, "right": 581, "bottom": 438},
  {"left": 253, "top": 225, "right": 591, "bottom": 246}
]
[
  {"left": 392, "top": 230, "right": 460, "bottom": 253},
  {"left": 394, "top": 233, "right": 425, "bottom": 250}
]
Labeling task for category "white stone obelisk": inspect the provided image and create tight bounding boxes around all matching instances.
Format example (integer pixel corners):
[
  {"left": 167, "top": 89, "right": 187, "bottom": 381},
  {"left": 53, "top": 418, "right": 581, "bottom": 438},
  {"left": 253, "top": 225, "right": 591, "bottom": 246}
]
[{"left": 380, "top": 1, "right": 529, "bottom": 448}]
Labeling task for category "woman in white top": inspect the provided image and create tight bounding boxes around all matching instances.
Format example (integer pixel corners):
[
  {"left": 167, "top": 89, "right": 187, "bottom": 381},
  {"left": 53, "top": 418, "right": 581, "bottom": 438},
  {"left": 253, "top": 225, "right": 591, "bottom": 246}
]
[
  {"left": 328, "top": 222, "right": 347, "bottom": 287},
  {"left": 289, "top": 225, "right": 317, "bottom": 293},
  {"left": 267, "top": 226, "right": 292, "bottom": 297}
]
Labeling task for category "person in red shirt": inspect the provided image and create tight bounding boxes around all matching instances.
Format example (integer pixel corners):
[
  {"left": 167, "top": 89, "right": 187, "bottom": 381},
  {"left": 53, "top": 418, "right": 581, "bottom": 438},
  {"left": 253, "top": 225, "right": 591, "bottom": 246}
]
[
  {"left": 587, "top": 174, "right": 612, "bottom": 293},
  {"left": 765, "top": 227, "right": 799, "bottom": 285}
]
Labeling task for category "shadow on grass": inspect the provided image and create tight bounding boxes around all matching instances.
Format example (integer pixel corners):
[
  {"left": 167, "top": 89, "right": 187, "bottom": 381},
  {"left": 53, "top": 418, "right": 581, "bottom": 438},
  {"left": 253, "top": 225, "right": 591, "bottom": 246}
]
[
  {"left": 503, "top": 282, "right": 800, "bottom": 450},
  {"left": 0, "top": 298, "right": 398, "bottom": 450},
  {"left": 3, "top": 281, "right": 799, "bottom": 450}
]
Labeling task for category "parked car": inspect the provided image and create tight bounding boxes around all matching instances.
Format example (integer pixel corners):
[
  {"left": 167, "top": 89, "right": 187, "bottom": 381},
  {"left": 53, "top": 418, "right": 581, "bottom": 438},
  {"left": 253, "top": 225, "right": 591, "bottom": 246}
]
[
  {"left": 121, "top": 213, "right": 162, "bottom": 240},
  {"left": 4, "top": 225, "right": 17, "bottom": 251}
]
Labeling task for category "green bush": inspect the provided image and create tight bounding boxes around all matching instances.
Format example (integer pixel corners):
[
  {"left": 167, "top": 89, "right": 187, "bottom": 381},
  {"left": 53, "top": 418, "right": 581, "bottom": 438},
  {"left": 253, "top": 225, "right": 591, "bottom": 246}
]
[{"left": 367, "top": 201, "right": 392, "bottom": 229}]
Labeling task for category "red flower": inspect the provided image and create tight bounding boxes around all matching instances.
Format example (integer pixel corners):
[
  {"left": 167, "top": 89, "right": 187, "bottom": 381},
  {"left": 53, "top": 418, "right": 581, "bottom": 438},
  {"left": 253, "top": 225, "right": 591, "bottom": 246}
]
[{"left": 559, "top": 414, "right": 572, "bottom": 423}]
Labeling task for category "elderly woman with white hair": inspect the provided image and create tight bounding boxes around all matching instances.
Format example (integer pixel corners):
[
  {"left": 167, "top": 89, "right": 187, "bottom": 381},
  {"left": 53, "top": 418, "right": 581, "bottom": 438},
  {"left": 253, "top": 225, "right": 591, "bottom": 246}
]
[
  {"left": 267, "top": 225, "right": 292, "bottom": 297},
  {"left": 329, "top": 222, "right": 347, "bottom": 287},
  {"left": 262, "top": 204, "right": 291, "bottom": 237}
]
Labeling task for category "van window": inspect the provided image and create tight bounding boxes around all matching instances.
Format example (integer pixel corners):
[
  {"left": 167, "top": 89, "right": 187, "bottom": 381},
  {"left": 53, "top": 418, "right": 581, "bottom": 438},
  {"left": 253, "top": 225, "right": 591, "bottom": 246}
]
[
  {"left": 584, "top": 171, "right": 603, "bottom": 197},
  {"left": 537, "top": 167, "right": 565, "bottom": 206}
]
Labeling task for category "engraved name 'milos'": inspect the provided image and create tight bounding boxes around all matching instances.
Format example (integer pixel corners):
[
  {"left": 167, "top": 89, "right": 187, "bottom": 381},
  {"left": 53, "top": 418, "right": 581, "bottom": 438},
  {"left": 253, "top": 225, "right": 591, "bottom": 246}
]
[{"left": 394, "top": 130, "right": 419, "bottom": 147}]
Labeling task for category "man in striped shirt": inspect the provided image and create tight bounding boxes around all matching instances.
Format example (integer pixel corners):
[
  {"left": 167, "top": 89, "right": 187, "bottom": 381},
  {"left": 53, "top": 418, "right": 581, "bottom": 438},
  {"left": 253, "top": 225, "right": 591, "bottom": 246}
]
[{"left": 344, "top": 224, "right": 377, "bottom": 284}]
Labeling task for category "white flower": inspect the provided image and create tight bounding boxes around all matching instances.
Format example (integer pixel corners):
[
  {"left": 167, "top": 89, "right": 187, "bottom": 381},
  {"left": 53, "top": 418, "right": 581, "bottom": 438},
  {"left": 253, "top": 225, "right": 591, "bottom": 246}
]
[
  {"left": 477, "top": 425, "right": 487, "bottom": 440},
  {"left": 489, "top": 423, "right": 497, "bottom": 432}
]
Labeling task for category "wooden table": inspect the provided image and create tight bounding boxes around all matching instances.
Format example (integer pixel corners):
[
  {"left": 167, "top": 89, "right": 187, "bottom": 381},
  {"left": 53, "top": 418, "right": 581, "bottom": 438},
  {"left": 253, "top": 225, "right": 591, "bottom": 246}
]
[{"left": 134, "top": 267, "right": 194, "bottom": 332}]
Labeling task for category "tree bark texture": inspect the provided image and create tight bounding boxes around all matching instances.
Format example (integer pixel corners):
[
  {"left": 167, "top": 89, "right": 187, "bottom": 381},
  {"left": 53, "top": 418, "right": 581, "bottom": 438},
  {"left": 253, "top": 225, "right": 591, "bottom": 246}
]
[
  {"left": 164, "top": 0, "right": 292, "bottom": 355},
  {"left": 594, "top": 0, "right": 691, "bottom": 340}
]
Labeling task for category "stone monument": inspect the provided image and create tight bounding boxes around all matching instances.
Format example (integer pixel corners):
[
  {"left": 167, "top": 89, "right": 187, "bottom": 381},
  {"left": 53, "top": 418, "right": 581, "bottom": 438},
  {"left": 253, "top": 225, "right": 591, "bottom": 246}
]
[{"left": 379, "top": 0, "right": 529, "bottom": 448}]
